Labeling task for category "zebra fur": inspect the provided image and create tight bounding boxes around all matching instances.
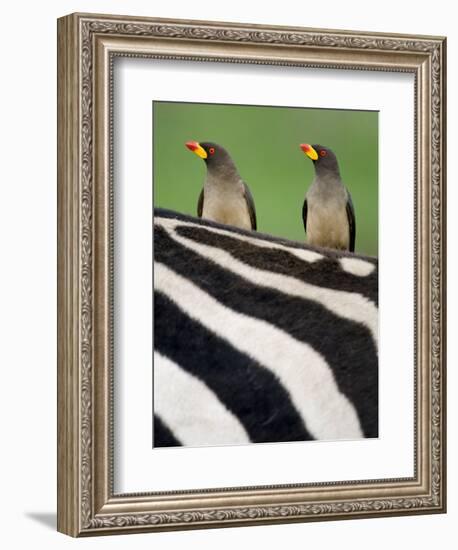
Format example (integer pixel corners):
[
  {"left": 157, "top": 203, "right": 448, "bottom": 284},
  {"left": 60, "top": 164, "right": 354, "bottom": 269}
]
[{"left": 153, "top": 208, "right": 378, "bottom": 447}]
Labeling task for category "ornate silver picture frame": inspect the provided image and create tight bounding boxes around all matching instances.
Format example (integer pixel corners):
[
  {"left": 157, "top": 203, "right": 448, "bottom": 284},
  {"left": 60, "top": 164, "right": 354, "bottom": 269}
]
[{"left": 57, "top": 13, "right": 446, "bottom": 536}]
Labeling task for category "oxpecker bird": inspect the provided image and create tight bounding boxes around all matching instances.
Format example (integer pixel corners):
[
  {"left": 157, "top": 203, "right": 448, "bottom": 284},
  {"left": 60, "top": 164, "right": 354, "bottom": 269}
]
[
  {"left": 299, "top": 143, "right": 355, "bottom": 252},
  {"left": 185, "top": 141, "right": 257, "bottom": 231}
]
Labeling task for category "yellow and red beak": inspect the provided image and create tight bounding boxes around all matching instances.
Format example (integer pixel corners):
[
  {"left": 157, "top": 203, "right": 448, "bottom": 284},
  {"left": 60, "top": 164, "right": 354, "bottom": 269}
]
[
  {"left": 300, "top": 143, "right": 318, "bottom": 161},
  {"left": 185, "top": 141, "right": 207, "bottom": 159}
]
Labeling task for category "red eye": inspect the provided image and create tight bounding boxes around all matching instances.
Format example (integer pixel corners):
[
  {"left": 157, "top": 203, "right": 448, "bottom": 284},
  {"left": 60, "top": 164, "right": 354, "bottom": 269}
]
[
  {"left": 209, "top": 147, "right": 215, "bottom": 155},
  {"left": 319, "top": 150, "right": 327, "bottom": 157}
]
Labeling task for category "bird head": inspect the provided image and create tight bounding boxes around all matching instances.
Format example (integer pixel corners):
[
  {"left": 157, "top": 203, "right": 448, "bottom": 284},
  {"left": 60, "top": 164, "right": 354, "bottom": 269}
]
[
  {"left": 300, "top": 143, "right": 340, "bottom": 176},
  {"left": 185, "top": 141, "right": 229, "bottom": 166},
  {"left": 185, "top": 141, "right": 238, "bottom": 178}
]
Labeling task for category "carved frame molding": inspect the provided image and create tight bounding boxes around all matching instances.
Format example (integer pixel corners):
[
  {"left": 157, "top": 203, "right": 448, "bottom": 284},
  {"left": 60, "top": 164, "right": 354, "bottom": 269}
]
[{"left": 57, "top": 13, "right": 446, "bottom": 536}]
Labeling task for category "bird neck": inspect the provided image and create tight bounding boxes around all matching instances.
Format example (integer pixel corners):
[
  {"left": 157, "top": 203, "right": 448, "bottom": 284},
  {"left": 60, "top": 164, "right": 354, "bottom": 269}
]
[
  {"left": 314, "top": 164, "right": 342, "bottom": 182},
  {"left": 206, "top": 163, "right": 241, "bottom": 186}
]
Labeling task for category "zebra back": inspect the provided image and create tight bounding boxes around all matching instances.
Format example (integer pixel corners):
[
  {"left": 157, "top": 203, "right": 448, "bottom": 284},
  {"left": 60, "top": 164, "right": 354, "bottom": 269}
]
[{"left": 154, "top": 208, "right": 378, "bottom": 447}]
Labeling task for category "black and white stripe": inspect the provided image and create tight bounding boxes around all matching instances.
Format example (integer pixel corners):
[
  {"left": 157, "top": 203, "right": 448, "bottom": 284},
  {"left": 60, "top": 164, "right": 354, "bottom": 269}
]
[{"left": 153, "top": 208, "right": 378, "bottom": 447}]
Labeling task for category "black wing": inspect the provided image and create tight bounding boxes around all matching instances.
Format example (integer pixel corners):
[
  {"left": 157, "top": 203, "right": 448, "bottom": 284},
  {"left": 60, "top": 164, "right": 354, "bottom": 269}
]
[
  {"left": 243, "top": 182, "right": 257, "bottom": 230},
  {"left": 302, "top": 198, "right": 308, "bottom": 234},
  {"left": 197, "top": 189, "right": 204, "bottom": 218},
  {"left": 346, "top": 193, "right": 356, "bottom": 252}
]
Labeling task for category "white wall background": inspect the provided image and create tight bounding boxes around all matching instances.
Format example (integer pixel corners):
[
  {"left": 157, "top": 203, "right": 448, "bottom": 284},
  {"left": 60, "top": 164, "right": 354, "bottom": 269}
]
[{"left": 0, "top": 1, "right": 454, "bottom": 547}]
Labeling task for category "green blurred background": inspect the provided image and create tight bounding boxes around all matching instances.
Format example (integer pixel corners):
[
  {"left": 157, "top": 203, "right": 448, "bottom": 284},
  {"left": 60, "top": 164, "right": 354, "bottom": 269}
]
[{"left": 153, "top": 101, "right": 378, "bottom": 257}]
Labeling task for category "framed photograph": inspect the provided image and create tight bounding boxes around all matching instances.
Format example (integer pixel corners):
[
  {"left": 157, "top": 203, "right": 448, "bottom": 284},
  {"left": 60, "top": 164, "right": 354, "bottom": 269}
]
[{"left": 57, "top": 13, "right": 446, "bottom": 536}]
